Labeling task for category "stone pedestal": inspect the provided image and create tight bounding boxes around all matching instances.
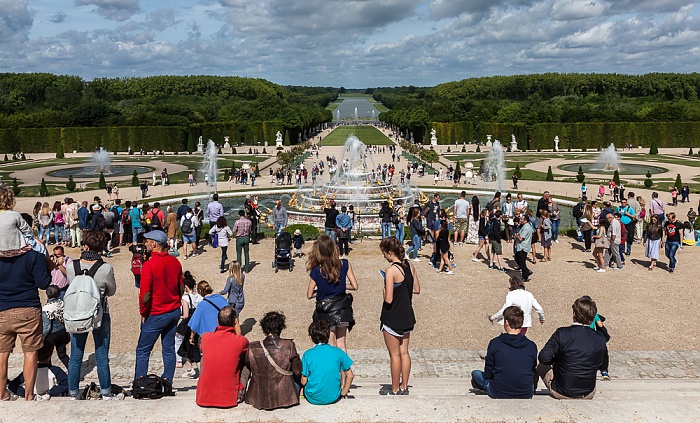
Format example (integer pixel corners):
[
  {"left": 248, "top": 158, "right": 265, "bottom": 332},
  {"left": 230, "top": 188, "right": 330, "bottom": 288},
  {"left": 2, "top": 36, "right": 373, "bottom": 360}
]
[
  {"left": 485, "top": 135, "right": 493, "bottom": 148},
  {"left": 197, "top": 136, "right": 203, "bottom": 153}
]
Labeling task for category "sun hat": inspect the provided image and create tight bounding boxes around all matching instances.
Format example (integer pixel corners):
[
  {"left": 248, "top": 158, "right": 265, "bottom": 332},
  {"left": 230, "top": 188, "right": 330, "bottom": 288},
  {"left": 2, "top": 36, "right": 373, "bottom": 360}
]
[{"left": 294, "top": 229, "right": 301, "bottom": 236}]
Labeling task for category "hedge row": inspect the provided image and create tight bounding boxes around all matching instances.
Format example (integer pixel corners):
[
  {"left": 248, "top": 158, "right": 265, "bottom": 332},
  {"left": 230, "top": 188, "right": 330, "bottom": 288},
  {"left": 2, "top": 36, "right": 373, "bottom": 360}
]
[
  {"left": 428, "top": 121, "right": 700, "bottom": 148},
  {"left": 193, "top": 121, "right": 283, "bottom": 147}
]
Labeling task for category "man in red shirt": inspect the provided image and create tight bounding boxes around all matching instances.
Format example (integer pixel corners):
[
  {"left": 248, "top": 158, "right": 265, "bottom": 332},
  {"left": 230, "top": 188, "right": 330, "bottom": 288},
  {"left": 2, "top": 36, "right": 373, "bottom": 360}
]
[
  {"left": 134, "top": 230, "right": 183, "bottom": 384},
  {"left": 196, "top": 306, "right": 249, "bottom": 408}
]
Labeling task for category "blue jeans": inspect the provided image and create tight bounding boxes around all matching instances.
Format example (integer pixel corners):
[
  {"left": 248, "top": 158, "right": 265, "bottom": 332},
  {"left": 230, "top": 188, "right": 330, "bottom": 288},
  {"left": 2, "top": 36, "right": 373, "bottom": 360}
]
[
  {"left": 406, "top": 234, "right": 421, "bottom": 259},
  {"left": 69, "top": 313, "right": 111, "bottom": 397},
  {"left": 325, "top": 227, "right": 337, "bottom": 241},
  {"left": 54, "top": 224, "right": 65, "bottom": 243},
  {"left": 132, "top": 226, "right": 144, "bottom": 243},
  {"left": 665, "top": 241, "right": 680, "bottom": 270},
  {"left": 551, "top": 219, "right": 560, "bottom": 241},
  {"left": 395, "top": 223, "right": 405, "bottom": 243},
  {"left": 470, "top": 370, "right": 494, "bottom": 398},
  {"left": 275, "top": 223, "right": 284, "bottom": 235},
  {"left": 38, "top": 225, "right": 50, "bottom": 244},
  {"left": 381, "top": 222, "right": 392, "bottom": 239},
  {"left": 135, "top": 308, "right": 180, "bottom": 382}
]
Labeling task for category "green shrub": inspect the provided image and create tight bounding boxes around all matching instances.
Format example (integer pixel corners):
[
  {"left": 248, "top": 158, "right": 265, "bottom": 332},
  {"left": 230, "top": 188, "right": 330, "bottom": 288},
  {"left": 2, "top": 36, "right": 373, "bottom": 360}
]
[
  {"left": 232, "top": 148, "right": 237, "bottom": 154},
  {"left": 262, "top": 148, "right": 267, "bottom": 154},
  {"left": 596, "top": 146, "right": 602, "bottom": 152},
  {"left": 3, "top": 154, "right": 7, "bottom": 161},
  {"left": 56, "top": 143, "right": 64, "bottom": 159},
  {"left": 284, "top": 224, "right": 321, "bottom": 240},
  {"left": 576, "top": 166, "right": 585, "bottom": 183},
  {"left": 546, "top": 166, "right": 554, "bottom": 181},
  {"left": 66, "top": 175, "right": 76, "bottom": 192},
  {"left": 689, "top": 147, "right": 694, "bottom": 156},
  {"left": 40, "top": 178, "right": 49, "bottom": 197},
  {"left": 674, "top": 174, "right": 683, "bottom": 190},
  {"left": 461, "top": 145, "right": 466, "bottom": 152},
  {"left": 537, "top": 147, "right": 542, "bottom": 152},
  {"left": 248, "top": 148, "right": 253, "bottom": 154},
  {"left": 514, "top": 163, "right": 522, "bottom": 178},
  {"left": 131, "top": 170, "right": 139, "bottom": 186},
  {"left": 476, "top": 145, "right": 481, "bottom": 152},
  {"left": 446, "top": 146, "right": 451, "bottom": 152},
  {"left": 98, "top": 172, "right": 107, "bottom": 189},
  {"left": 644, "top": 171, "right": 653, "bottom": 188},
  {"left": 613, "top": 170, "right": 621, "bottom": 185},
  {"left": 12, "top": 178, "right": 20, "bottom": 195},
  {"left": 649, "top": 138, "right": 658, "bottom": 155}
]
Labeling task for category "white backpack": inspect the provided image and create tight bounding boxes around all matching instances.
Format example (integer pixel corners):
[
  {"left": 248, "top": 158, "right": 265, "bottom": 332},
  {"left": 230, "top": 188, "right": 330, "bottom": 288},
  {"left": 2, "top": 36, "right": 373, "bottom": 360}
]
[{"left": 63, "top": 261, "right": 105, "bottom": 334}]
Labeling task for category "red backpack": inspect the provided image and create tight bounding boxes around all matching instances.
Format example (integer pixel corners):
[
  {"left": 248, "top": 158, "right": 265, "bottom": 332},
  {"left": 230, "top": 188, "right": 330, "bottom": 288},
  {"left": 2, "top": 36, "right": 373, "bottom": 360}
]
[
  {"left": 131, "top": 253, "right": 143, "bottom": 276},
  {"left": 122, "top": 209, "right": 132, "bottom": 226}
]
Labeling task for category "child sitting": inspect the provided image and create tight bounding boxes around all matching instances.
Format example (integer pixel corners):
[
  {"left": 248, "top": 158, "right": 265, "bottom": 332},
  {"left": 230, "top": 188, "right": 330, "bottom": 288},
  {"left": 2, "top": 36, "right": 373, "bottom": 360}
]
[
  {"left": 292, "top": 229, "right": 305, "bottom": 257},
  {"left": 42, "top": 285, "right": 71, "bottom": 369},
  {"left": 682, "top": 221, "right": 696, "bottom": 246},
  {"left": 0, "top": 186, "right": 33, "bottom": 257},
  {"left": 8, "top": 341, "right": 68, "bottom": 400},
  {"left": 301, "top": 320, "right": 354, "bottom": 405}
]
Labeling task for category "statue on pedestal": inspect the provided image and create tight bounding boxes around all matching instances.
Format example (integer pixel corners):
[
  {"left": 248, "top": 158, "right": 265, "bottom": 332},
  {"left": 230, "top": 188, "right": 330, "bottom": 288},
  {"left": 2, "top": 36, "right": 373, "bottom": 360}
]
[
  {"left": 430, "top": 128, "right": 438, "bottom": 146},
  {"left": 275, "top": 131, "right": 283, "bottom": 147},
  {"left": 510, "top": 134, "right": 517, "bottom": 151},
  {"left": 223, "top": 136, "right": 231, "bottom": 149},
  {"left": 554, "top": 135, "right": 560, "bottom": 152},
  {"left": 197, "top": 136, "right": 204, "bottom": 153},
  {"left": 485, "top": 135, "right": 493, "bottom": 148}
]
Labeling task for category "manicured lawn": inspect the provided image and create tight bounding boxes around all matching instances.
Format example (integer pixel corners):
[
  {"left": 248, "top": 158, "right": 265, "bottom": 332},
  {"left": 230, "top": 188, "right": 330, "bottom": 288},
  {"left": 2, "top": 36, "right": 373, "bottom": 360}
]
[
  {"left": 372, "top": 103, "right": 390, "bottom": 113},
  {"left": 321, "top": 126, "right": 394, "bottom": 146}
]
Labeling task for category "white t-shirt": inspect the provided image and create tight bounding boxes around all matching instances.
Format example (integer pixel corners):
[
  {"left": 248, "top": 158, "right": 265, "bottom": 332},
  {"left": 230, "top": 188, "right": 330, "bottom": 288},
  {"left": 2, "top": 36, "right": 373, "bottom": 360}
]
[
  {"left": 454, "top": 199, "right": 470, "bottom": 219},
  {"left": 515, "top": 200, "right": 528, "bottom": 213}
]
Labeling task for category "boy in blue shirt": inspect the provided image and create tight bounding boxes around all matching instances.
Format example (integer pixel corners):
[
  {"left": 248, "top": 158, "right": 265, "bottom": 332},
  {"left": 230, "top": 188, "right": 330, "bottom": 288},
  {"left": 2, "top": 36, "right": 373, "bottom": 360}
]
[{"left": 301, "top": 320, "right": 354, "bottom": 405}]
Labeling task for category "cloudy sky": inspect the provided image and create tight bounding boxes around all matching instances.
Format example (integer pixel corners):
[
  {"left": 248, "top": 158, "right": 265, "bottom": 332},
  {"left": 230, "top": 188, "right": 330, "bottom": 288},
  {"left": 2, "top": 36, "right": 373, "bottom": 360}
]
[{"left": 2, "top": 0, "right": 700, "bottom": 87}]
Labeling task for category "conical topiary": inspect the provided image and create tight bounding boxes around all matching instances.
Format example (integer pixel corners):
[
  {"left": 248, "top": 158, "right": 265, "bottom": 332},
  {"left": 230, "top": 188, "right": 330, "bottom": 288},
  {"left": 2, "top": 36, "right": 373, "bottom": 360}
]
[
  {"left": 40, "top": 178, "right": 49, "bottom": 197},
  {"left": 56, "top": 143, "right": 64, "bottom": 159},
  {"left": 649, "top": 138, "right": 658, "bottom": 155},
  {"left": 613, "top": 170, "right": 621, "bottom": 185},
  {"left": 546, "top": 166, "right": 554, "bottom": 181},
  {"left": 675, "top": 174, "right": 683, "bottom": 190},
  {"left": 12, "top": 178, "right": 20, "bottom": 195},
  {"left": 514, "top": 163, "right": 522, "bottom": 178},
  {"left": 98, "top": 172, "right": 107, "bottom": 189}
]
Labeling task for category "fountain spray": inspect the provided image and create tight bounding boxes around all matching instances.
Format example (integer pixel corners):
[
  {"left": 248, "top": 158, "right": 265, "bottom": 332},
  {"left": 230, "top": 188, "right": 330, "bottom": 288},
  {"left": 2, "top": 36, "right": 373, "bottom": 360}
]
[{"left": 201, "top": 140, "right": 218, "bottom": 202}]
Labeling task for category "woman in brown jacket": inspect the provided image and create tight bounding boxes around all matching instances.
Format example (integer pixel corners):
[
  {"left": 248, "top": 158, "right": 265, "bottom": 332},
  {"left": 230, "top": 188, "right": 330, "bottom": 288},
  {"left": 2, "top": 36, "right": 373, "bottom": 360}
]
[
  {"left": 165, "top": 205, "right": 178, "bottom": 252},
  {"left": 241, "top": 311, "right": 301, "bottom": 410}
]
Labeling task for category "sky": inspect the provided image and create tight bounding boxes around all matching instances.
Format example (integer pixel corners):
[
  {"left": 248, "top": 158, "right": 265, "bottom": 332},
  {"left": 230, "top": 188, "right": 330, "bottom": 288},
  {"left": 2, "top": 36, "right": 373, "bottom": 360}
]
[{"left": 1, "top": 0, "right": 700, "bottom": 88}]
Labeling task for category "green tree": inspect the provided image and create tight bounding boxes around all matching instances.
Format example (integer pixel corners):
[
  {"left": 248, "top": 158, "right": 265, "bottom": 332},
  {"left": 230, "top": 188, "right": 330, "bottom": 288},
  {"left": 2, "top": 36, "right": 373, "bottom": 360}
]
[
  {"left": 66, "top": 175, "right": 76, "bottom": 191},
  {"left": 98, "top": 172, "right": 106, "bottom": 189},
  {"left": 546, "top": 166, "right": 554, "bottom": 181},
  {"left": 454, "top": 161, "right": 461, "bottom": 175},
  {"left": 131, "top": 170, "right": 139, "bottom": 186},
  {"left": 419, "top": 149, "right": 439, "bottom": 165},
  {"left": 689, "top": 147, "right": 694, "bottom": 156},
  {"left": 675, "top": 173, "right": 683, "bottom": 190},
  {"left": 40, "top": 178, "right": 49, "bottom": 196},
  {"left": 12, "top": 178, "right": 20, "bottom": 195},
  {"left": 649, "top": 138, "right": 659, "bottom": 155},
  {"left": 3, "top": 154, "right": 7, "bottom": 161},
  {"left": 56, "top": 142, "right": 64, "bottom": 159},
  {"left": 476, "top": 145, "right": 481, "bottom": 153},
  {"left": 613, "top": 170, "right": 621, "bottom": 185},
  {"left": 514, "top": 163, "right": 522, "bottom": 178},
  {"left": 187, "top": 132, "right": 195, "bottom": 154},
  {"left": 576, "top": 166, "right": 585, "bottom": 183},
  {"left": 644, "top": 171, "right": 653, "bottom": 188}
]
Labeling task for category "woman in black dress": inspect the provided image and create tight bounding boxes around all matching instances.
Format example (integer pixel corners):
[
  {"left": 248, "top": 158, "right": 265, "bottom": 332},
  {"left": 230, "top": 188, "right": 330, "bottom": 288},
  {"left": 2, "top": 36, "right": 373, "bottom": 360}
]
[
  {"left": 379, "top": 237, "right": 421, "bottom": 395},
  {"left": 436, "top": 219, "right": 453, "bottom": 274}
]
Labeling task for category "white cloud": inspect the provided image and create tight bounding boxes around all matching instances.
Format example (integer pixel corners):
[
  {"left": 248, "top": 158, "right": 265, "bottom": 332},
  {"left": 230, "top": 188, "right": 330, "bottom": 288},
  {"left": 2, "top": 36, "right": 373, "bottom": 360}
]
[
  {"left": 0, "top": 0, "right": 33, "bottom": 52},
  {"left": 74, "top": 0, "right": 140, "bottom": 21}
]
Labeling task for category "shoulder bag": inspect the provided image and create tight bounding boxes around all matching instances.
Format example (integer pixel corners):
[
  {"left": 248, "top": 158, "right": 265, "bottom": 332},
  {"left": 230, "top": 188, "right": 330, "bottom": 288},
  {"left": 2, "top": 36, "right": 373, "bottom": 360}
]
[{"left": 260, "top": 342, "right": 293, "bottom": 376}]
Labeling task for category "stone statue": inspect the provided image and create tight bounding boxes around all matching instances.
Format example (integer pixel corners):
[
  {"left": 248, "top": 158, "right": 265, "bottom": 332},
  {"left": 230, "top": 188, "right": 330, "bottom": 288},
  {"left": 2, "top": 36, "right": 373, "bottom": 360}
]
[
  {"left": 197, "top": 136, "right": 204, "bottom": 153},
  {"left": 275, "top": 131, "right": 283, "bottom": 147},
  {"left": 223, "top": 136, "right": 231, "bottom": 149},
  {"left": 510, "top": 134, "right": 517, "bottom": 152},
  {"left": 554, "top": 135, "right": 560, "bottom": 152},
  {"left": 430, "top": 128, "right": 438, "bottom": 146}
]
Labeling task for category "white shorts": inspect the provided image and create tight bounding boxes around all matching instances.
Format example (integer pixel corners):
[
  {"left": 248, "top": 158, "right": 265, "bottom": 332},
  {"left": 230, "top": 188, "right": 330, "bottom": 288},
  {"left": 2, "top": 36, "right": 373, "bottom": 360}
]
[{"left": 381, "top": 324, "right": 411, "bottom": 338}]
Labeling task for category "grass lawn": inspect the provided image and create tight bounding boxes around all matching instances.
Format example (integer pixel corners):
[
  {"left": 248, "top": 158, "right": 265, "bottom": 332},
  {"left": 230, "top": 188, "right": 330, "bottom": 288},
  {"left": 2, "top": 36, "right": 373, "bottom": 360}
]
[
  {"left": 372, "top": 103, "right": 390, "bottom": 113},
  {"left": 321, "top": 126, "right": 394, "bottom": 146}
]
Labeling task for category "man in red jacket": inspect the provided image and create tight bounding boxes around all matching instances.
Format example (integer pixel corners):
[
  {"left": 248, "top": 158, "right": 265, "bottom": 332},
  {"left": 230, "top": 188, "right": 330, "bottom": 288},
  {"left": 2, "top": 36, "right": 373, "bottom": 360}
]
[
  {"left": 196, "top": 306, "right": 248, "bottom": 408},
  {"left": 134, "top": 230, "right": 183, "bottom": 384}
]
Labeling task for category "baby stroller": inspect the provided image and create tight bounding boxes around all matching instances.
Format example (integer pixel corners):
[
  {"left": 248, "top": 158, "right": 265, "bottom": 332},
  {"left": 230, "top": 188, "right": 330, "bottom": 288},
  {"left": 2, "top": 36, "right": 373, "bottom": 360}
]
[{"left": 273, "top": 232, "right": 294, "bottom": 272}]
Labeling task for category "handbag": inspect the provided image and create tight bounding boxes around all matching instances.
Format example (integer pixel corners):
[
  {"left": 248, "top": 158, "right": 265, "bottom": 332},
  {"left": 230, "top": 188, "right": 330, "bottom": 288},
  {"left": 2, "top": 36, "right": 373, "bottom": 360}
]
[
  {"left": 594, "top": 235, "right": 610, "bottom": 249},
  {"left": 260, "top": 342, "right": 293, "bottom": 376},
  {"left": 210, "top": 230, "right": 219, "bottom": 248}
]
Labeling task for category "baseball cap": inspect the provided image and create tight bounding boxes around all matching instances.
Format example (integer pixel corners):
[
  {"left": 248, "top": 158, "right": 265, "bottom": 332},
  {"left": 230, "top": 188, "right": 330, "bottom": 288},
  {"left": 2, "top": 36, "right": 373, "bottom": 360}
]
[{"left": 143, "top": 230, "right": 167, "bottom": 244}]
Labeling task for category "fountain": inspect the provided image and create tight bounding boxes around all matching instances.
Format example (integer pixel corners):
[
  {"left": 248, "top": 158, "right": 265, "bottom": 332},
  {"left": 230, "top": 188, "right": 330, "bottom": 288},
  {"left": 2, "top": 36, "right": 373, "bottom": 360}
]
[
  {"left": 482, "top": 140, "right": 505, "bottom": 191},
  {"left": 287, "top": 135, "right": 420, "bottom": 225},
  {"left": 91, "top": 147, "right": 111, "bottom": 174},
  {"left": 336, "top": 109, "right": 340, "bottom": 122},
  {"left": 598, "top": 144, "right": 619, "bottom": 171},
  {"left": 201, "top": 140, "right": 218, "bottom": 200},
  {"left": 354, "top": 107, "right": 358, "bottom": 124}
]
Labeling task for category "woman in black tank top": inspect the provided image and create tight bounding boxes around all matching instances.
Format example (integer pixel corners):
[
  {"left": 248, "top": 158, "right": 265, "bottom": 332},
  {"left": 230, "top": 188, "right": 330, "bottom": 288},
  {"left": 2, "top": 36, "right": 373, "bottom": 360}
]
[{"left": 378, "top": 237, "right": 420, "bottom": 396}]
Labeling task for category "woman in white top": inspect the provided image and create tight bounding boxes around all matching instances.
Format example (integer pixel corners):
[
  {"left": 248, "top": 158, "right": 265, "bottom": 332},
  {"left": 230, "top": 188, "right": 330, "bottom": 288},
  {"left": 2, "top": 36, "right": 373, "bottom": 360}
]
[
  {"left": 209, "top": 216, "right": 233, "bottom": 273},
  {"left": 488, "top": 276, "right": 545, "bottom": 335}
]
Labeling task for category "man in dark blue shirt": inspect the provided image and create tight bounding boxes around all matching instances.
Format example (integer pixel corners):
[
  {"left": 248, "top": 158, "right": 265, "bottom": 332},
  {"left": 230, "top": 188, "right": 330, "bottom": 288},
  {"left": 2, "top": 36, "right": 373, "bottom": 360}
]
[
  {"left": 0, "top": 249, "right": 53, "bottom": 401},
  {"left": 471, "top": 306, "right": 537, "bottom": 399},
  {"left": 77, "top": 201, "right": 89, "bottom": 231},
  {"left": 176, "top": 198, "right": 189, "bottom": 222}
]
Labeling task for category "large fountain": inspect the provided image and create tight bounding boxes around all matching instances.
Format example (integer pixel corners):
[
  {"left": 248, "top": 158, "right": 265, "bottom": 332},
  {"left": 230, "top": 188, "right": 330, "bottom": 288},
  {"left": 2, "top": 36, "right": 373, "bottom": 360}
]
[
  {"left": 201, "top": 140, "right": 218, "bottom": 199},
  {"left": 91, "top": 147, "right": 111, "bottom": 174},
  {"left": 481, "top": 140, "right": 505, "bottom": 191},
  {"left": 597, "top": 144, "right": 619, "bottom": 171},
  {"left": 285, "top": 135, "right": 420, "bottom": 223}
]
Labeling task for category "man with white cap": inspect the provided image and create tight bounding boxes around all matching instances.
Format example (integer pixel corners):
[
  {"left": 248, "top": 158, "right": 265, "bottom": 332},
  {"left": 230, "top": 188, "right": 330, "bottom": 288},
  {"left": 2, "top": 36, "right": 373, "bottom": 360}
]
[{"left": 134, "top": 230, "right": 183, "bottom": 387}]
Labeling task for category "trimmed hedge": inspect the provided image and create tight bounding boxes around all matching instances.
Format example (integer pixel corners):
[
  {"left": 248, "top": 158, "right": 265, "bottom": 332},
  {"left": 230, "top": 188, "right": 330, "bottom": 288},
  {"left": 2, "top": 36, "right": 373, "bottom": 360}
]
[{"left": 283, "top": 224, "right": 321, "bottom": 240}]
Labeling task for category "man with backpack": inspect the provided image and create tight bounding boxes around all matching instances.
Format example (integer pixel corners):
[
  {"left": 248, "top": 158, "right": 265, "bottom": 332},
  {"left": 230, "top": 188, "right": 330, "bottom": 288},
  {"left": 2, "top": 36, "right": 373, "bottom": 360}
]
[
  {"left": 146, "top": 202, "right": 165, "bottom": 232},
  {"left": 110, "top": 200, "right": 123, "bottom": 249},
  {"left": 130, "top": 201, "right": 144, "bottom": 244},
  {"left": 180, "top": 208, "right": 199, "bottom": 259},
  {"left": 573, "top": 196, "right": 587, "bottom": 242},
  {"left": 89, "top": 204, "right": 111, "bottom": 258},
  {"left": 121, "top": 201, "right": 132, "bottom": 247},
  {"left": 135, "top": 230, "right": 183, "bottom": 389}
]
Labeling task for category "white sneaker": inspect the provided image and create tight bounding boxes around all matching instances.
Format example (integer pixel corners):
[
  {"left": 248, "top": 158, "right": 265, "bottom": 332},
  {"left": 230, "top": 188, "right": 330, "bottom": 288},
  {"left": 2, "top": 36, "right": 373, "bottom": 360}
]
[
  {"left": 102, "top": 393, "right": 125, "bottom": 400},
  {"left": 412, "top": 258, "right": 421, "bottom": 262},
  {"left": 445, "top": 271, "right": 454, "bottom": 275},
  {"left": 596, "top": 269, "right": 606, "bottom": 273},
  {"left": 555, "top": 240, "right": 559, "bottom": 243},
  {"left": 471, "top": 257, "right": 480, "bottom": 262},
  {"left": 33, "top": 394, "right": 51, "bottom": 401},
  {"left": 593, "top": 266, "right": 600, "bottom": 270}
]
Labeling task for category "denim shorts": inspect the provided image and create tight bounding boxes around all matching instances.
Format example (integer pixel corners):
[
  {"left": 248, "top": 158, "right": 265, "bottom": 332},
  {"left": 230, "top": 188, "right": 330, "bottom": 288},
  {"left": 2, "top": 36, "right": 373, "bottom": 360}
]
[{"left": 182, "top": 233, "right": 196, "bottom": 244}]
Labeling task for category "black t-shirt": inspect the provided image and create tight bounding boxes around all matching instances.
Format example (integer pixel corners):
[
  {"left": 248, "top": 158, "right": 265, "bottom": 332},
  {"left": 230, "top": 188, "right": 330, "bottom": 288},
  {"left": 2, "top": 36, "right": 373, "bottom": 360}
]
[
  {"left": 664, "top": 220, "right": 681, "bottom": 243},
  {"left": 423, "top": 200, "right": 439, "bottom": 222},
  {"left": 536, "top": 197, "right": 548, "bottom": 218},
  {"left": 324, "top": 207, "right": 339, "bottom": 229}
]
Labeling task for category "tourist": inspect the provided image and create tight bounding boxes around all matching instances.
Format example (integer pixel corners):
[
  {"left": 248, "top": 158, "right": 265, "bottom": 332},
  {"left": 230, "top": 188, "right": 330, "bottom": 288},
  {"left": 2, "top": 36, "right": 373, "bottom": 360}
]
[
  {"left": 535, "top": 297, "right": 607, "bottom": 399},
  {"left": 453, "top": 191, "right": 470, "bottom": 246},
  {"left": 301, "top": 320, "right": 354, "bottom": 404},
  {"left": 683, "top": 221, "right": 695, "bottom": 246},
  {"left": 591, "top": 216, "right": 609, "bottom": 272},
  {"left": 472, "top": 306, "right": 538, "bottom": 399},
  {"left": 129, "top": 201, "right": 144, "bottom": 244},
  {"left": 243, "top": 196, "right": 259, "bottom": 244},
  {"left": 472, "top": 209, "right": 491, "bottom": 263},
  {"left": 526, "top": 210, "right": 539, "bottom": 264},
  {"left": 292, "top": 229, "right": 305, "bottom": 257},
  {"left": 273, "top": 198, "right": 288, "bottom": 235},
  {"left": 606, "top": 213, "right": 623, "bottom": 270},
  {"left": 394, "top": 199, "right": 406, "bottom": 244},
  {"left": 539, "top": 210, "right": 552, "bottom": 262},
  {"left": 405, "top": 207, "right": 424, "bottom": 261},
  {"left": 210, "top": 216, "right": 233, "bottom": 273},
  {"left": 514, "top": 193, "right": 528, "bottom": 215},
  {"left": 232, "top": 210, "right": 251, "bottom": 273},
  {"left": 66, "top": 230, "right": 118, "bottom": 400},
  {"left": 134, "top": 230, "right": 183, "bottom": 386},
  {"left": 65, "top": 198, "right": 80, "bottom": 248},
  {"left": 140, "top": 180, "right": 148, "bottom": 198},
  {"left": 512, "top": 173, "right": 518, "bottom": 190},
  {"left": 379, "top": 201, "right": 393, "bottom": 239},
  {"left": 241, "top": 311, "right": 301, "bottom": 410},
  {"left": 514, "top": 214, "right": 533, "bottom": 281},
  {"left": 548, "top": 197, "right": 561, "bottom": 243},
  {"left": 165, "top": 205, "right": 178, "bottom": 253},
  {"left": 581, "top": 183, "right": 587, "bottom": 198},
  {"left": 42, "top": 285, "right": 70, "bottom": 368},
  {"left": 617, "top": 198, "right": 636, "bottom": 257},
  {"left": 324, "top": 200, "right": 339, "bottom": 241},
  {"left": 146, "top": 201, "right": 165, "bottom": 232},
  {"left": 193, "top": 201, "right": 204, "bottom": 248},
  {"left": 671, "top": 187, "right": 678, "bottom": 206},
  {"left": 649, "top": 192, "right": 665, "bottom": 224},
  {"left": 536, "top": 191, "right": 549, "bottom": 227},
  {"left": 379, "top": 237, "right": 419, "bottom": 395},
  {"left": 466, "top": 196, "right": 480, "bottom": 244},
  {"left": 579, "top": 204, "right": 594, "bottom": 252},
  {"left": 489, "top": 276, "right": 545, "bottom": 335},
  {"left": 488, "top": 210, "right": 505, "bottom": 271},
  {"left": 176, "top": 271, "right": 201, "bottom": 378},
  {"left": 598, "top": 184, "right": 605, "bottom": 201},
  {"left": 206, "top": 193, "right": 225, "bottom": 224},
  {"left": 180, "top": 207, "right": 199, "bottom": 259},
  {"left": 48, "top": 245, "right": 71, "bottom": 298},
  {"left": 220, "top": 261, "right": 245, "bottom": 317},
  {"left": 176, "top": 199, "right": 189, "bottom": 221},
  {"left": 52, "top": 202, "right": 65, "bottom": 246},
  {"left": 663, "top": 212, "right": 682, "bottom": 274},
  {"left": 643, "top": 215, "right": 662, "bottom": 270},
  {"left": 306, "top": 234, "right": 358, "bottom": 352},
  {"left": 7, "top": 341, "right": 68, "bottom": 400},
  {"left": 422, "top": 193, "right": 440, "bottom": 237},
  {"left": 189, "top": 281, "right": 231, "bottom": 337},
  {"left": 435, "top": 219, "right": 453, "bottom": 275},
  {"left": 195, "top": 306, "right": 249, "bottom": 408},
  {"left": 38, "top": 202, "right": 53, "bottom": 244},
  {"left": 336, "top": 206, "right": 352, "bottom": 256}
]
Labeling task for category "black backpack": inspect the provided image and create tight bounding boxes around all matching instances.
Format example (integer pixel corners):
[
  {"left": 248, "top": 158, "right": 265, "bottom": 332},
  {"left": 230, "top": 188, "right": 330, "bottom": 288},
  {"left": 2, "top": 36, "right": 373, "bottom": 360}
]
[
  {"left": 95, "top": 214, "right": 107, "bottom": 231},
  {"left": 150, "top": 211, "right": 162, "bottom": 230},
  {"left": 132, "top": 374, "right": 174, "bottom": 399},
  {"left": 487, "top": 218, "right": 498, "bottom": 238},
  {"left": 573, "top": 202, "right": 584, "bottom": 219},
  {"left": 181, "top": 216, "right": 193, "bottom": 234}
]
